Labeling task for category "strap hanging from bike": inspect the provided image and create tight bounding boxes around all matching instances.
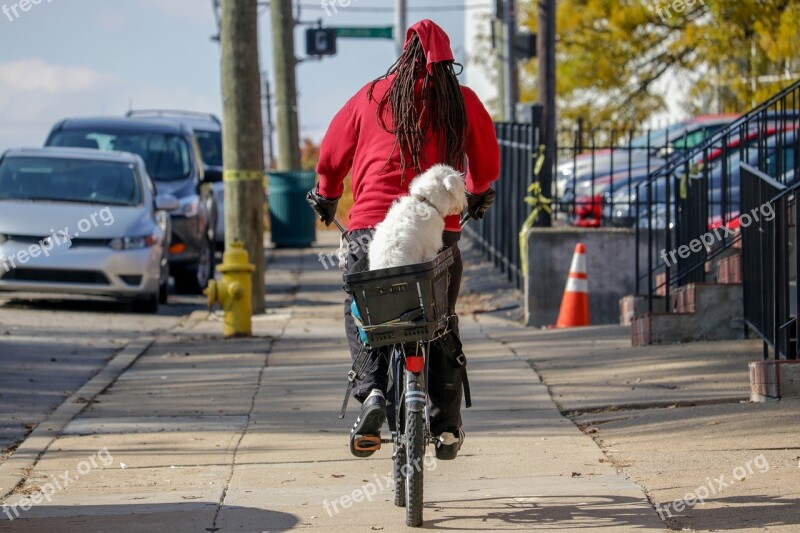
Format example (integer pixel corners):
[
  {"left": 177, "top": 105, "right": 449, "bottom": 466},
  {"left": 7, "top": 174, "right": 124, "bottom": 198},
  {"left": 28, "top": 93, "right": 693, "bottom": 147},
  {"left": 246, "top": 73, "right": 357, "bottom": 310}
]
[
  {"left": 339, "top": 345, "right": 385, "bottom": 419},
  {"left": 433, "top": 327, "right": 472, "bottom": 409}
]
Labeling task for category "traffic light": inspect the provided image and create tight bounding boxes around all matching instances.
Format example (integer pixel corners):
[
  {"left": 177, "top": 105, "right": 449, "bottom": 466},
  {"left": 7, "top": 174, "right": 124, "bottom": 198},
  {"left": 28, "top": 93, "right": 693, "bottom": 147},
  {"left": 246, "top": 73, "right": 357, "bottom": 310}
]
[
  {"left": 515, "top": 32, "right": 536, "bottom": 59},
  {"left": 306, "top": 28, "right": 337, "bottom": 56}
]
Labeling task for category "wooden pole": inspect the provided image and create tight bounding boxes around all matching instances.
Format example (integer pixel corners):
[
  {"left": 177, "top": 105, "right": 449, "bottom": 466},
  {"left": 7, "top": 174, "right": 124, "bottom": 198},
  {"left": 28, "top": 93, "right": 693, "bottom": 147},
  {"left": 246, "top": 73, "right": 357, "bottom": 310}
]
[{"left": 220, "top": 0, "right": 266, "bottom": 314}]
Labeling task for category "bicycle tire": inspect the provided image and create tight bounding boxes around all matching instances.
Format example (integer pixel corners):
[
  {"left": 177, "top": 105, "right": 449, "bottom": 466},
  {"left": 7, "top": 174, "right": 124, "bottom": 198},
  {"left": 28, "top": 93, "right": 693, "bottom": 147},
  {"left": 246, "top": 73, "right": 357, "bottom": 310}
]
[
  {"left": 405, "top": 408, "right": 425, "bottom": 527},
  {"left": 393, "top": 445, "right": 406, "bottom": 507}
]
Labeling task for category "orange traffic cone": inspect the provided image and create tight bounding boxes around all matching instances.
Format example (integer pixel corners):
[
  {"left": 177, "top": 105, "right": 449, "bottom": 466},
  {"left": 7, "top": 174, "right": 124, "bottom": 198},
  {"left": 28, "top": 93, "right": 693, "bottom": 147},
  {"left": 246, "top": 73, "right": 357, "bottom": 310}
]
[{"left": 555, "top": 243, "right": 590, "bottom": 328}]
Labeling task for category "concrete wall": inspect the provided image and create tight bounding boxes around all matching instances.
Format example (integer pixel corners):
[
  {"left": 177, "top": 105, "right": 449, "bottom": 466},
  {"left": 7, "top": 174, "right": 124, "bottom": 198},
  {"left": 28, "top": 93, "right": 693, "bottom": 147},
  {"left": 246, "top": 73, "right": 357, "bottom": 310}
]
[{"left": 524, "top": 227, "right": 647, "bottom": 326}]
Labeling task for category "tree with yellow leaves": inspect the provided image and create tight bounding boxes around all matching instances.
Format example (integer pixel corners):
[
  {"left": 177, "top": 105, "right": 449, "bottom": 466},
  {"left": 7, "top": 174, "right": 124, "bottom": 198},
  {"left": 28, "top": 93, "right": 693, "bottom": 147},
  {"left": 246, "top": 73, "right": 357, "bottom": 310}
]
[{"left": 515, "top": 0, "right": 800, "bottom": 131}]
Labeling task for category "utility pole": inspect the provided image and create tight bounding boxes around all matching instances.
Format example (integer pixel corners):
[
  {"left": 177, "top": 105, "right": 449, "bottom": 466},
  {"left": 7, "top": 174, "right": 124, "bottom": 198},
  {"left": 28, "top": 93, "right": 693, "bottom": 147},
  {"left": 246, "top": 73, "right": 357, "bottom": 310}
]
[
  {"left": 494, "top": 1, "right": 507, "bottom": 120},
  {"left": 270, "top": 0, "right": 301, "bottom": 170},
  {"left": 220, "top": 0, "right": 266, "bottom": 314},
  {"left": 503, "top": 0, "right": 518, "bottom": 122},
  {"left": 263, "top": 76, "right": 276, "bottom": 170},
  {"left": 394, "top": 0, "right": 407, "bottom": 58},
  {"left": 537, "top": 0, "right": 556, "bottom": 226}
]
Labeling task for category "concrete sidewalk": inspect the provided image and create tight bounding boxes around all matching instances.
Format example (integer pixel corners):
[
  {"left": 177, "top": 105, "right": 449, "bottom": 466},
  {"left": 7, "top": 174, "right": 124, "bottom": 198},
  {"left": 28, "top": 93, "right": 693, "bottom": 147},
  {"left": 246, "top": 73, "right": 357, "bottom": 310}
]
[
  {"left": 0, "top": 233, "right": 664, "bottom": 531},
  {"left": 475, "top": 317, "right": 800, "bottom": 532}
]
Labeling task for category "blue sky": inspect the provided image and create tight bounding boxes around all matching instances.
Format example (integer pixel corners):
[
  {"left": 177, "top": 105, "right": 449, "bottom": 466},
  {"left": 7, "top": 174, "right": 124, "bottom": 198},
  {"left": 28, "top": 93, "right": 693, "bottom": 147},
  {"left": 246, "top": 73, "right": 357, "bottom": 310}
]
[{"left": 0, "top": 0, "right": 476, "bottom": 154}]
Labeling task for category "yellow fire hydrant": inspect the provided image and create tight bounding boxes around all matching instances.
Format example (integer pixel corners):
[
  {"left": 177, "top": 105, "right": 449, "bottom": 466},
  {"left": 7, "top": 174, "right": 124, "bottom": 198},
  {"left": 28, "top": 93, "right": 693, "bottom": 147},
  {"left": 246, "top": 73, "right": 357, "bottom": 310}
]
[{"left": 204, "top": 241, "right": 255, "bottom": 338}]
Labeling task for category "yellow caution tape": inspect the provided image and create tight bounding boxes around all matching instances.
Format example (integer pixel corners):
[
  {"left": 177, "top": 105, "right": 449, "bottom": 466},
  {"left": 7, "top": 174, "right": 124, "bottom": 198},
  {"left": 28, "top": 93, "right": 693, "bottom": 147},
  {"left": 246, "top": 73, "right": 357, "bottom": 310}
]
[
  {"left": 519, "top": 146, "right": 553, "bottom": 277},
  {"left": 223, "top": 170, "right": 264, "bottom": 182}
]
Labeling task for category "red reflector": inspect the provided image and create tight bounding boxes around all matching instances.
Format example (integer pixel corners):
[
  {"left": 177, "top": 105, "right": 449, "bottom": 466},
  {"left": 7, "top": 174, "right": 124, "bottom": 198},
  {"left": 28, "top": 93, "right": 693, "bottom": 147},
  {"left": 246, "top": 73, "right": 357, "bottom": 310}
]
[{"left": 406, "top": 356, "right": 424, "bottom": 373}]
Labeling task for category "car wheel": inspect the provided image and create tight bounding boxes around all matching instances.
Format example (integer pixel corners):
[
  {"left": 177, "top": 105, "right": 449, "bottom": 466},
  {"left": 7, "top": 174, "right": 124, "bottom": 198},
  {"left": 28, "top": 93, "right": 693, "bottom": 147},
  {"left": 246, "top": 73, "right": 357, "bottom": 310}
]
[
  {"left": 174, "top": 238, "right": 214, "bottom": 295},
  {"left": 131, "top": 293, "right": 159, "bottom": 314},
  {"left": 159, "top": 279, "right": 169, "bottom": 304}
]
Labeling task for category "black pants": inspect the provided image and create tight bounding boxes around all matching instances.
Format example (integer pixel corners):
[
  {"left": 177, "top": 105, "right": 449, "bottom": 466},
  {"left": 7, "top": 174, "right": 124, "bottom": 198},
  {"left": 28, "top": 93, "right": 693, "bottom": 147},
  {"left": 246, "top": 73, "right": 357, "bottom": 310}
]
[{"left": 343, "top": 229, "right": 465, "bottom": 435}]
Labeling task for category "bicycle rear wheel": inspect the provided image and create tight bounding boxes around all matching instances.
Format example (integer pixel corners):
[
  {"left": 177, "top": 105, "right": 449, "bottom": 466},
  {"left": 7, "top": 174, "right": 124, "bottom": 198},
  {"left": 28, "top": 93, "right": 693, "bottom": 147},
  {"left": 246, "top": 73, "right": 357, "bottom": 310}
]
[{"left": 405, "top": 408, "right": 425, "bottom": 527}]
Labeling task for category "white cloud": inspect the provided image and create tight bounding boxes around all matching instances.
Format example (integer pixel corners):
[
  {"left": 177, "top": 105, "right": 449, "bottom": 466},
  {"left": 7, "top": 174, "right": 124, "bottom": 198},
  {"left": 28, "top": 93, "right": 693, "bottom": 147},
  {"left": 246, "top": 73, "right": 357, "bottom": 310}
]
[
  {"left": 0, "top": 59, "right": 117, "bottom": 94},
  {"left": 0, "top": 59, "right": 219, "bottom": 151}
]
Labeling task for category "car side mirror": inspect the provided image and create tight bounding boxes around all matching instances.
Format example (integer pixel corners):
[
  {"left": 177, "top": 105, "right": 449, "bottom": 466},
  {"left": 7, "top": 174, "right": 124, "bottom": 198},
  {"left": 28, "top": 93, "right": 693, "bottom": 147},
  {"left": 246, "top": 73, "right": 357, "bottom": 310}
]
[
  {"left": 155, "top": 194, "right": 180, "bottom": 212},
  {"left": 203, "top": 166, "right": 223, "bottom": 184}
]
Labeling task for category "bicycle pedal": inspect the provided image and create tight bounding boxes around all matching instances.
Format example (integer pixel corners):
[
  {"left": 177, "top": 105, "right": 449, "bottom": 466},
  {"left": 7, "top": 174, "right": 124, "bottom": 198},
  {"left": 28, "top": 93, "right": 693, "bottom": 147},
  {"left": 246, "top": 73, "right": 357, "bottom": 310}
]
[{"left": 353, "top": 434, "right": 382, "bottom": 452}]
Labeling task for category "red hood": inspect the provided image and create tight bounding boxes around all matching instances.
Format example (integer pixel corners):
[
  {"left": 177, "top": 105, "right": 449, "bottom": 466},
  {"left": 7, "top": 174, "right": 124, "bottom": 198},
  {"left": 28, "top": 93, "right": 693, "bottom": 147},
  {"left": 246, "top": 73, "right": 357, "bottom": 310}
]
[{"left": 404, "top": 19, "right": 454, "bottom": 74}]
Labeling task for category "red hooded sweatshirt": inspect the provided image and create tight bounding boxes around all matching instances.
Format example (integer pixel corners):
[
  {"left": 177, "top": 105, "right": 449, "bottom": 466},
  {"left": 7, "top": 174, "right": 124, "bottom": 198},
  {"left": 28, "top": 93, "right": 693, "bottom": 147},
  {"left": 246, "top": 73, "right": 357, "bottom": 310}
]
[{"left": 316, "top": 20, "right": 500, "bottom": 232}]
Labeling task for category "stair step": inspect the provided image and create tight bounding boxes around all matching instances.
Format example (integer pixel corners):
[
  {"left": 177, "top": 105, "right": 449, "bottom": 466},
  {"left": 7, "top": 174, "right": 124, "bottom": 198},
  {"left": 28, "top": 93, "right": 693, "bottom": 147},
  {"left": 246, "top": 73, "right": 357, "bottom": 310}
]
[
  {"left": 632, "top": 283, "right": 744, "bottom": 345},
  {"left": 716, "top": 253, "right": 742, "bottom": 284}
]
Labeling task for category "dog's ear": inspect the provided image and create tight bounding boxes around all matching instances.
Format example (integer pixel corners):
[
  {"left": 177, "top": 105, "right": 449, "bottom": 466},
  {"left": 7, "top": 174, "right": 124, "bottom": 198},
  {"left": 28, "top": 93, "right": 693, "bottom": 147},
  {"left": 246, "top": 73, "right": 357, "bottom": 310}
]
[{"left": 442, "top": 171, "right": 465, "bottom": 193}]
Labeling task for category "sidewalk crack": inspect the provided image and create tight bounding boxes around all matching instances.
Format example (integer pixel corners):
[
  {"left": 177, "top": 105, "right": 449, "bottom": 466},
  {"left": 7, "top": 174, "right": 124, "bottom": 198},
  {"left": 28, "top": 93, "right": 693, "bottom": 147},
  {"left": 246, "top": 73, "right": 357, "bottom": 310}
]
[{"left": 208, "top": 249, "right": 305, "bottom": 531}]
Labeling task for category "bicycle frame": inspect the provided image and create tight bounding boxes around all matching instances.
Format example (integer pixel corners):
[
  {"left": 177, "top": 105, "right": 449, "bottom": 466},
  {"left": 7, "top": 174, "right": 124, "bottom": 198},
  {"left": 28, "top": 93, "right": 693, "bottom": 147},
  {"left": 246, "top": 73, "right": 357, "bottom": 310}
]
[{"left": 389, "top": 342, "right": 433, "bottom": 450}]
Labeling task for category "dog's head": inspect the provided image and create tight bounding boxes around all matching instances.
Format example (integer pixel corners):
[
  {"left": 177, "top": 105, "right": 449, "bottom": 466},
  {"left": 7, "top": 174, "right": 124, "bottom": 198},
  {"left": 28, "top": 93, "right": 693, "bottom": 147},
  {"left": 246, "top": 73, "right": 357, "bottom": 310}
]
[{"left": 409, "top": 164, "right": 467, "bottom": 218}]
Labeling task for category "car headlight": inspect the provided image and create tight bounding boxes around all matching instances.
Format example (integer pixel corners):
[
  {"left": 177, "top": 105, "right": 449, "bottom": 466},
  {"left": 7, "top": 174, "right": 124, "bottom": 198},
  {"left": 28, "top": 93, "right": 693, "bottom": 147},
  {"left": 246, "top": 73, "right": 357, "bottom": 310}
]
[
  {"left": 110, "top": 234, "right": 159, "bottom": 250},
  {"left": 177, "top": 195, "right": 202, "bottom": 217}
]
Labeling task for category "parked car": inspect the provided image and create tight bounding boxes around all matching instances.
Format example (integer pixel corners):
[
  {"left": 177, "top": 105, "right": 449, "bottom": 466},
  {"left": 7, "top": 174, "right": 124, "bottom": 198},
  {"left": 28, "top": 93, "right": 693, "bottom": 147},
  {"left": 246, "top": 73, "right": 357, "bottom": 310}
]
[
  {"left": 126, "top": 110, "right": 225, "bottom": 251},
  {"left": 0, "top": 148, "right": 174, "bottom": 312},
  {"left": 607, "top": 128, "right": 797, "bottom": 229},
  {"left": 556, "top": 115, "right": 738, "bottom": 206},
  {"left": 45, "top": 117, "right": 216, "bottom": 293}
]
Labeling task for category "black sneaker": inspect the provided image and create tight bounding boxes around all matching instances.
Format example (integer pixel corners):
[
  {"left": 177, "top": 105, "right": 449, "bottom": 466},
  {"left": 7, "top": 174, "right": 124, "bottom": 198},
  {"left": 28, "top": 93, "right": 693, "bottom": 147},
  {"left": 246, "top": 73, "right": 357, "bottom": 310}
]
[
  {"left": 434, "top": 428, "right": 464, "bottom": 460},
  {"left": 349, "top": 389, "right": 386, "bottom": 458}
]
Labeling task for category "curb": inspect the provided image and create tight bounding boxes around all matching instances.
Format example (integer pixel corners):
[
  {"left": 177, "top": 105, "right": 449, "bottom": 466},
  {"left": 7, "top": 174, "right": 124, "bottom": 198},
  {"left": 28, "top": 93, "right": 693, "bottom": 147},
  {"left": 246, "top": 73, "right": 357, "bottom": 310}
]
[{"left": 0, "top": 338, "right": 155, "bottom": 499}]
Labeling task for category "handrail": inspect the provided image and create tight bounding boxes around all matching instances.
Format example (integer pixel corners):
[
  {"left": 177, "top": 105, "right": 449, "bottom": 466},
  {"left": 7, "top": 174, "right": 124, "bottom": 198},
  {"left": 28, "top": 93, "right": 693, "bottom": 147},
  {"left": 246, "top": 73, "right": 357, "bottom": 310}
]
[{"left": 638, "top": 79, "right": 800, "bottom": 188}]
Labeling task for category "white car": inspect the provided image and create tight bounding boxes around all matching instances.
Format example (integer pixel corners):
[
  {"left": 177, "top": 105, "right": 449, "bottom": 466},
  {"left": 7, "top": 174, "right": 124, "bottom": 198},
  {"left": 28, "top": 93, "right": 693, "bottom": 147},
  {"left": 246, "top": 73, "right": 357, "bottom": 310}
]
[{"left": 0, "top": 148, "right": 176, "bottom": 313}]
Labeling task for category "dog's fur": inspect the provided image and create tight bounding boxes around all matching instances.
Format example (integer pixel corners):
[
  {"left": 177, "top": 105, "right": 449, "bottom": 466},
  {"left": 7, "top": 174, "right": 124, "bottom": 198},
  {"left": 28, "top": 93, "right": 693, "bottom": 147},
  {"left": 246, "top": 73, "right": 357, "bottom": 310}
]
[{"left": 368, "top": 164, "right": 467, "bottom": 270}]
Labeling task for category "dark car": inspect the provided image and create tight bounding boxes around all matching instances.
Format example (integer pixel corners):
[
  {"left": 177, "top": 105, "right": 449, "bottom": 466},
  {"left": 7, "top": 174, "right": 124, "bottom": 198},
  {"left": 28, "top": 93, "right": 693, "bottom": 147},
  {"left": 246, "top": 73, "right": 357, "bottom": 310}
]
[
  {"left": 607, "top": 128, "right": 797, "bottom": 229},
  {"left": 45, "top": 117, "right": 216, "bottom": 294},
  {"left": 126, "top": 110, "right": 225, "bottom": 251},
  {"left": 557, "top": 115, "right": 739, "bottom": 207}
]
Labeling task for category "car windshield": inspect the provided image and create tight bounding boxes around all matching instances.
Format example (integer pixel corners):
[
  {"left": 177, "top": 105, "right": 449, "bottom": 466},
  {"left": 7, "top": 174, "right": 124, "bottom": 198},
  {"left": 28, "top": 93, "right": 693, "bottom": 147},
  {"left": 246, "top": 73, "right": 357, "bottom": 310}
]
[
  {"left": 48, "top": 130, "right": 192, "bottom": 182},
  {"left": 0, "top": 157, "right": 142, "bottom": 206},
  {"left": 195, "top": 129, "right": 223, "bottom": 167}
]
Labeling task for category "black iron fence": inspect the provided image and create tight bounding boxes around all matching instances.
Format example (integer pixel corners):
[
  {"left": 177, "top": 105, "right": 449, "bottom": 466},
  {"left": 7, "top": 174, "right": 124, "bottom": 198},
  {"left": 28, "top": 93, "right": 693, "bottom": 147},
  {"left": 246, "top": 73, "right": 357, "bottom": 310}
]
[
  {"left": 635, "top": 80, "right": 800, "bottom": 311},
  {"left": 464, "top": 121, "right": 540, "bottom": 288},
  {"left": 465, "top": 81, "right": 800, "bottom": 305},
  {"left": 741, "top": 163, "right": 798, "bottom": 360}
]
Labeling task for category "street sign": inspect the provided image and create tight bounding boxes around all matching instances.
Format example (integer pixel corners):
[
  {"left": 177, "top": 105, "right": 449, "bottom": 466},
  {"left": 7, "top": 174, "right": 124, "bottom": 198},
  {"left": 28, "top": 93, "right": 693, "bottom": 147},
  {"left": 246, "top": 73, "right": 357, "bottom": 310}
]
[
  {"left": 333, "top": 26, "right": 394, "bottom": 40},
  {"left": 306, "top": 28, "right": 337, "bottom": 56}
]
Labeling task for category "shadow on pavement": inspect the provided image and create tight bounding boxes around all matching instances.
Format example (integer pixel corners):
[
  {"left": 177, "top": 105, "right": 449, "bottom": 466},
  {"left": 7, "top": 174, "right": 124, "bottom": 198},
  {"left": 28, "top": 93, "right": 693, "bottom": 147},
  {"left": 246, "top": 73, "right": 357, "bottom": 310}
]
[
  {"left": 0, "top": 295, "right": 203, "bottom": 317},
  {"left": 0, "top": 503, "right": 299, "bottom": 532},
  {"left": 423, "top": 494, "right": 660, "bottom": 530}
]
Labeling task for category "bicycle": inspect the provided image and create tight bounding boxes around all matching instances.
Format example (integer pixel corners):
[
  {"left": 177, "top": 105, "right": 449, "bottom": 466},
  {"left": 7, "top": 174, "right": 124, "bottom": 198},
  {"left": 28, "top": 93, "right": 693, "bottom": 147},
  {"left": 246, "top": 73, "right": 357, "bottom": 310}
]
[{"left": 336, "top": 216, "right": 468, "bottom": 527}]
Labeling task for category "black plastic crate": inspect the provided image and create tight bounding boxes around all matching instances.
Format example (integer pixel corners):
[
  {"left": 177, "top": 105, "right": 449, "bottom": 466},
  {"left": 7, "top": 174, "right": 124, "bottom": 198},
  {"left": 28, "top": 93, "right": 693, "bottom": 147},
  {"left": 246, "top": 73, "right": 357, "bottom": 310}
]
[{"left": 343, "top": 248, "right": 454, "bottom": 348}]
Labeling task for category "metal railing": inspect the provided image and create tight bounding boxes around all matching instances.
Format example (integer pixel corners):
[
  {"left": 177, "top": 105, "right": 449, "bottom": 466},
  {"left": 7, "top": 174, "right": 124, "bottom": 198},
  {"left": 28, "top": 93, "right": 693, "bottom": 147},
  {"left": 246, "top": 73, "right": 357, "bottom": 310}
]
[
  {"left": 635, "top": 79, "right": 800, "bottom": 311},
  {"left": 464, "top": 121, "right": 540, "bottom": 288},
  {"left": 741, "top": 163, "right": 798, "bottom": 360}
]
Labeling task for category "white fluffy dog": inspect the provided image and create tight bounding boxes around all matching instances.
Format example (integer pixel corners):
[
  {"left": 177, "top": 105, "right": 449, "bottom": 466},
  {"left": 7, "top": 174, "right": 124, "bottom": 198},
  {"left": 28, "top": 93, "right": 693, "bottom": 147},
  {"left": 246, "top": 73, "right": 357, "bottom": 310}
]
[{"left": 368, "top": 164, "right": 467, "bottom": 270}]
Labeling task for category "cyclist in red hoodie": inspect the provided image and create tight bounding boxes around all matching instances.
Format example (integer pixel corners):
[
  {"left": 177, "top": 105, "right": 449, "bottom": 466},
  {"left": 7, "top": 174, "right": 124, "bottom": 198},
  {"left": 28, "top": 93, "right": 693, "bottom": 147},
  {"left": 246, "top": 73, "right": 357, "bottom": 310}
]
[{"left": 307, "top": 19, "right": 500, "bottom": 460}]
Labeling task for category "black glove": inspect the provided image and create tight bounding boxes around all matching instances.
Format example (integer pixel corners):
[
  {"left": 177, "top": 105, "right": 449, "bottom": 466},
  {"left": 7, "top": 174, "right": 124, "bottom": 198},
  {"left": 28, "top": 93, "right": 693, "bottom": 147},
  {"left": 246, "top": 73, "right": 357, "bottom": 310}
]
[
  {"left": 466, "top": 187, "right": 496, "bottom": 220},
  {"left": 305, "top": 186, "right": 339, "bottom": 226}
]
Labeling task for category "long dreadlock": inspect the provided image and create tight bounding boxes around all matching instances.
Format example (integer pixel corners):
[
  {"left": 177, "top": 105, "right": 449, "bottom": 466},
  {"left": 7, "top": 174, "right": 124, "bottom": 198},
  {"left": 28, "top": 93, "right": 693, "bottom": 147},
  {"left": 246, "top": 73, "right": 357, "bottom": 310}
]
[{"left": 367, "top": 34, "right": 468, "bottom": 177}]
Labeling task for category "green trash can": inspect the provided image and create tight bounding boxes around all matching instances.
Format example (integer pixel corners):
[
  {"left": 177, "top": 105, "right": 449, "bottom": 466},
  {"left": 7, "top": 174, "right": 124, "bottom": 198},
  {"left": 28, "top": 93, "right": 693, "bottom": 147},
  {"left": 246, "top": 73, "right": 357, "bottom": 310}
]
[{"left": 268, "top": 170, "right": 317, "bottom": 248}]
